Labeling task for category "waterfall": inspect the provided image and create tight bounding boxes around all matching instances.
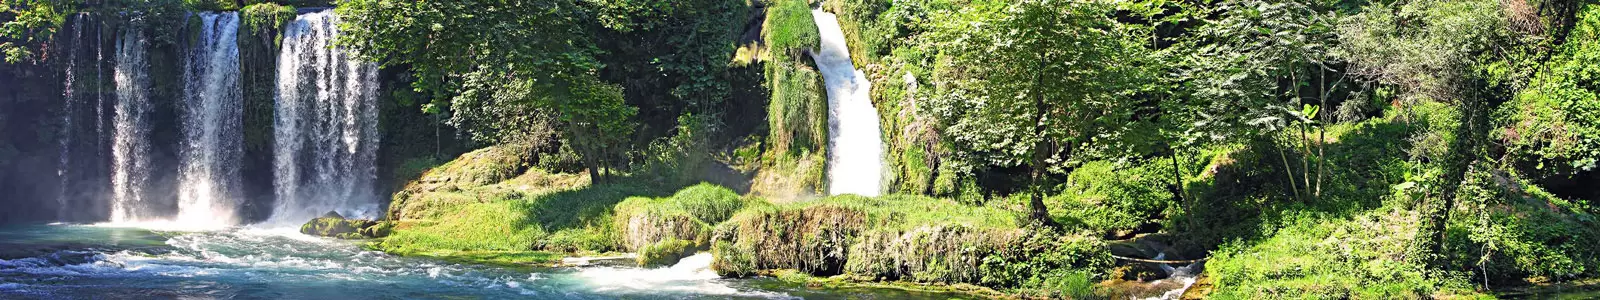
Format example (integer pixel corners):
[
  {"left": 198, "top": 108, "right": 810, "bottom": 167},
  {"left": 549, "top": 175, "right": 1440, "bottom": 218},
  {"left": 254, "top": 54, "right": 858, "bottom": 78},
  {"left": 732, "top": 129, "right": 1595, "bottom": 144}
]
[
  {"left": 58, "top": 13, "right": 85, "bottom": 220},
  {"left": 271, "top": 10, "right": 381, "bottom": 223},
  {"left": 176, "top": 12, "right": 244, "bottom": 227},
  {"left": 810, "top": 9, "right": 884, "bottom": 197},
  {"left": 111, "top": 23, "right": 154, "bottom": 223}
]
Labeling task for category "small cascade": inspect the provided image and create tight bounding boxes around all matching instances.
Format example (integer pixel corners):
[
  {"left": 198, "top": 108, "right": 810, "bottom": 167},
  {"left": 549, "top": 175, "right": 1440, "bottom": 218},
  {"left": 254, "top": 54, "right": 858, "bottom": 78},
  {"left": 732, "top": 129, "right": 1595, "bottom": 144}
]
[
  {"left": 810, "top": 9, "right": 884, "bottom": 197},
  {"left": 1135, "top": 252, "right": 1203, "bottom": 300},
  {"left": 176, "top": 12, "right": 244, "bottom": 227},
  {"left": 111, "top": 23, "right": 154, "bottom": 223},
  {"left": 271, "top": 10, "right": 381, "bottom": 223}
]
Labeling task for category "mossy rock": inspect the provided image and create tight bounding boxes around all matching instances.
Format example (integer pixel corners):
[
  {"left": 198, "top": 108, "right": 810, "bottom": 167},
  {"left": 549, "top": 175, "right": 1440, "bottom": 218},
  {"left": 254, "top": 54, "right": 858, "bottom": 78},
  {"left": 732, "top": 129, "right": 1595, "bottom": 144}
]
[
  {"left": 613, "top": 183, "right": 751, "bottom": 251},
  {"left": 637, "top": 238, "right": 697, "bottom": 267},
  {"left": 299, "top": 212, "right": 386, "bottom": 239}
]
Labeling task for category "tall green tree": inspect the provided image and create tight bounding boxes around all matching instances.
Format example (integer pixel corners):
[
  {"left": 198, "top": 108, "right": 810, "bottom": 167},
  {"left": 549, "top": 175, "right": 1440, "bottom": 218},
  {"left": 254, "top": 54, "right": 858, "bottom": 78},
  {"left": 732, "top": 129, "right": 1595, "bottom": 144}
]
[
  {"left": 1180, "top": 0, "right": 1343, "bottom": 202},
  {"left": 560, "top": 76, "right": 636, "bottom": 181},
  {"left": 1339, "top": 0, "right": 1530, "bottom": 266},
  {"left": 336, "top": 0, "right": 634, "bottom": 176},
  {"left": 929, "top": 0, "right": 1144, "bottom": 225}
]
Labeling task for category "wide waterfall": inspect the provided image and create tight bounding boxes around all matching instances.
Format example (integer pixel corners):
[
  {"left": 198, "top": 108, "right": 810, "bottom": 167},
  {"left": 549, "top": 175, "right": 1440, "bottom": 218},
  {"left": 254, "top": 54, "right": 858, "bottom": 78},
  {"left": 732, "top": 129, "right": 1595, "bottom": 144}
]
[
  {"left": 111, "top": 22, "right": 154, "bottom": 223},
  {"left": 176, "top": 12, "right": 244, "bottom": 227},
  {"left": 271, "top": 10, "right": 381, "bottom": 223},
  {"left": 810, "top": 9, "right": 884, "bottom": 197}
]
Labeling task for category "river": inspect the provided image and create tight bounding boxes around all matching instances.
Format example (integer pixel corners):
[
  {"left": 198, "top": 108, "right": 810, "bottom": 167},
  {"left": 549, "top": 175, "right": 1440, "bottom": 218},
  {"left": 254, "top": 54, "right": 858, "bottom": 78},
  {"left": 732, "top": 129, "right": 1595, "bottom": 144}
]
[{"left": 0, "top": 224, "right": 953, "bottom": 299}]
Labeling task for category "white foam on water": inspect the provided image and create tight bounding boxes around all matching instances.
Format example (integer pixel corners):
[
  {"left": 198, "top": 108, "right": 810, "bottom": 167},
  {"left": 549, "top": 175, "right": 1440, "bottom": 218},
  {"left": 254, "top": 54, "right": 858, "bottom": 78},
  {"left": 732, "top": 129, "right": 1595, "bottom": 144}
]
[
  {"left": 574, "top": 253, "right": 792, "bottom": 298},
  {"left": 88, "top": 220, "right": 234, "bottom": 232},
  {"left": 1136, "top": 253, "right": 1200, "bottom": 300}
]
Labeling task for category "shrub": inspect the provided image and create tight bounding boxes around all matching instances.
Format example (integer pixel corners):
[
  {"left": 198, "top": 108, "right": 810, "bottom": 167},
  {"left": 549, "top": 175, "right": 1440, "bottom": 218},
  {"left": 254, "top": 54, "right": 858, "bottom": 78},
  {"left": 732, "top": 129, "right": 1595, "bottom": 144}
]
[
  {"left": 1448, "top": 165, "right": 1600, "bottom": 284},
  {"left": 1495, "top": 4, "right": 1600, "bottom": 178},
  {"left": 1047, "top": 160, "right": 1175, "bottom": 234}
]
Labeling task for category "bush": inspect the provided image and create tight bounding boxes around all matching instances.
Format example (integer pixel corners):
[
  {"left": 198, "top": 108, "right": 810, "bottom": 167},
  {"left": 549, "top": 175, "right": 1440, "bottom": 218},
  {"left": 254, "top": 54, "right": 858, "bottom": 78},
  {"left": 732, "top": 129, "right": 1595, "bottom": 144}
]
[
  {"left": 1496, "top": 4, "right": 1600, "bottom": 178},
  {"left": 1448, "top": 165, "right": 1600, "bottom": 284},
  {"left": 1047, "top": 160, "right": 1175, "bottom": 234}
]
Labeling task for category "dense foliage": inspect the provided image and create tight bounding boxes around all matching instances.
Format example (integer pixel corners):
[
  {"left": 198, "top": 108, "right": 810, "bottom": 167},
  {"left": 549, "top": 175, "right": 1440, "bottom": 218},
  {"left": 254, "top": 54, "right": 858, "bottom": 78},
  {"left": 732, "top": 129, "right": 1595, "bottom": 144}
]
[{"left": 4, "top": 0, "right": 1599, "bottom": 297}]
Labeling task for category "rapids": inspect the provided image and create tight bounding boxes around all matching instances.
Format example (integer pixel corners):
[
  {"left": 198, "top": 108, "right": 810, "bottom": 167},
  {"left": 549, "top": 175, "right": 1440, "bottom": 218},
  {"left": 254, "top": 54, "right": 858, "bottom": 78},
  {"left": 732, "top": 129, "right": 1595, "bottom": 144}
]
[{"left": 0, "top": 224, "right": 957, "bottom": 299}]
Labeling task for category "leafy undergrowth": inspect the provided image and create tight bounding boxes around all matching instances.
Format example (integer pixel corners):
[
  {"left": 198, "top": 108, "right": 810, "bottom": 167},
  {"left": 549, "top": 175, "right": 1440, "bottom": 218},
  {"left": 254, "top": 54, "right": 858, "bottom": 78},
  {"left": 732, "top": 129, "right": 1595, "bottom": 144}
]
[
  {"left": 1195, "top": 104, "right": 1600, "bottom": 298},
  {"left": 1207, "top": 208, "right": 1481, "bottom": 299}
]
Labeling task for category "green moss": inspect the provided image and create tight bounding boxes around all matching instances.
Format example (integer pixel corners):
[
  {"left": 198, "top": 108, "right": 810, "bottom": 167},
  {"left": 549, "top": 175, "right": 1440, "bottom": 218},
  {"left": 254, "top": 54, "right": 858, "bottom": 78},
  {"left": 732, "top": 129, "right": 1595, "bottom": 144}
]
[
  {"left": 637, "top": 238, "right": 696, "bottom": 267},
  {"left": 300, "top": 216, "right": 382, "bottom": 239},
  {"left": 709, "top": 194, "right": 1103, "bottom": 294},
  {"left": 184, "top": 0, "right": 240, "bottom": 11},
  {"left": 420, "top": 145, "right": 535, "bottom": 188},
  {"left": 751, "top": 150, "right": 826, "bottom": 201},
  {"left": 757, "top": 0, "right": 830, "bottom": 200},
  {"left": 1447, "top": 165, "right": 1600, "bottom": 283}
]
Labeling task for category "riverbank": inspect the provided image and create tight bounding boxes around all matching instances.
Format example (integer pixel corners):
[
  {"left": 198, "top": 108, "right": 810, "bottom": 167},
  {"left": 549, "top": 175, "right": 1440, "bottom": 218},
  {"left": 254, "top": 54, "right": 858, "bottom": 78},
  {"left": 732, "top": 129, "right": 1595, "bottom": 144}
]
[
  {"left": 371, "top": 145, "right": 1207, "bottom": 298},
  {"left": 374, "top": 127, "right": 1600, "bottom": 299}
]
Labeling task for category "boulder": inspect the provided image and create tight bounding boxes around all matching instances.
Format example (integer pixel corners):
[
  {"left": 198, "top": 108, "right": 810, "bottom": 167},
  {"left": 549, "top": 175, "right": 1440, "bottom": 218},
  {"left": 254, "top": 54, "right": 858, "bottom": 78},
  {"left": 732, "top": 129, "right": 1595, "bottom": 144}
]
[{"left": 300, "top": 211, "right": 388, "bottom": 239}]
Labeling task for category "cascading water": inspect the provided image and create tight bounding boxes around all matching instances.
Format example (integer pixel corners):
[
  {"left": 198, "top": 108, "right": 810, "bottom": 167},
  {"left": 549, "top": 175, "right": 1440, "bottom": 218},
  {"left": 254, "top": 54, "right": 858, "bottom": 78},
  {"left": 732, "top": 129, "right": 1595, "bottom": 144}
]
[
  {"left": 176, "top": 12, "right": 244, "bottom": 227},
  {"left": 57, "top": 13, "right": 85, "bottom": 221},
  {"left": 111, "top": 23, "right": 154, "bottom": 223},
  {"left": 810, "top": 9, "right": 884, "bottom": 197},
  {"left": 271, "top": 10, "right": 381, "bottom": 223}
]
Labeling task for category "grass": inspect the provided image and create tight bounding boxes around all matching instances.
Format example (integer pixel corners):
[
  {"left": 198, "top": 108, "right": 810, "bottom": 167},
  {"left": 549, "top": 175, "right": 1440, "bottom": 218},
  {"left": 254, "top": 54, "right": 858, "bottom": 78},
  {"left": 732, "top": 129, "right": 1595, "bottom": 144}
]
[
  {"left": 1192, "top": 103, "right": 1600, "bottom": 298},
  {"left": 1205, "top": 208, "right": 1476, "bottom": 299},
  {"left": 763, "top": 0, "right": 820, "bottom": 62},
  {"left": 613, "top": 183, "right": 756, "bottom": 251}
]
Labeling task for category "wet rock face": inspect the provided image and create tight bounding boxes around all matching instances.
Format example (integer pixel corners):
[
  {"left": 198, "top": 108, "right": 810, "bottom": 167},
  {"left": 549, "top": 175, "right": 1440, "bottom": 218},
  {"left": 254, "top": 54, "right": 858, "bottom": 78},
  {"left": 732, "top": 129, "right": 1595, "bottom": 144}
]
[{"left": 299, "top": 211, "right": 389, "bottom": 239}]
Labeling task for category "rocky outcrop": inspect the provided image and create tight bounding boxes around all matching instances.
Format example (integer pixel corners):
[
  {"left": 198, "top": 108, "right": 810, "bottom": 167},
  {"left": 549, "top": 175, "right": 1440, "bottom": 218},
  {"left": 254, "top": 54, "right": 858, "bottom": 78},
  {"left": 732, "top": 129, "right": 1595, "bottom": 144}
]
[{"left": 300, "top": 211, "right": 389, "bottom": 239}]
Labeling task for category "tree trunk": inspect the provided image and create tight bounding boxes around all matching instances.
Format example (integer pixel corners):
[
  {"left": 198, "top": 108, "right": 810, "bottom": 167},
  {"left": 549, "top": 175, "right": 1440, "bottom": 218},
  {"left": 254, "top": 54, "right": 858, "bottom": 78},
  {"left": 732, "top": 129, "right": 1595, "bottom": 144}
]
[
  {"left": 1417, "top": 91, "right": 1488, "bottom": 267},
  {"left": 1277, "top": 144, "right": 1301, "bottom": 201},
  {"left": 1299, "top": 124, "right": 1311, "bottom": 202},
  {"left": 1027, "top": 56, "right": 1058, "bottom": 228},
  {"left": 1170, "top": 146, "right": 1193, "bottom": 231}
]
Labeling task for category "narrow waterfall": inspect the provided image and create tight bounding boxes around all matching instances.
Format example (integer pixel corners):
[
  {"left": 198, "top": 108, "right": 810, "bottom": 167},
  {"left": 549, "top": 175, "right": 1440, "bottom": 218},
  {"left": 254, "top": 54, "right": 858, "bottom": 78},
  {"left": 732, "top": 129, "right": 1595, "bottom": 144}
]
[
  {"left": 271, "top": 10, "right": 381, "bottom": 223},
  {"left": 810, "top": 9, "right": 884, "bottom": 197},
  {"left": 57, "top": 13, "right": 85, "bottom": 220},
  {"left": 111, "top": 24, "right": 154, "bottom": 223},
  {"left": 176, "top": 12, "right": 244, "bottom": 227}
]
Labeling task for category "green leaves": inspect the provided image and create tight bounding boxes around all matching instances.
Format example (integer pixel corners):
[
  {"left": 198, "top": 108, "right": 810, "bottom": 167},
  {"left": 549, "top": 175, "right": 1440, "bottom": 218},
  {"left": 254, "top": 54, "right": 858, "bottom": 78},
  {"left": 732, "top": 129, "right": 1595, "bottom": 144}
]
[
  {"left": 931, "top": 0, "right": 1144, "bottom": 171},
  {"left": 1495, "top": 4, "right": 1600, "bottom": 175},
  {"left": 0, "top": 0, "right": 65, "bottom": 63}
]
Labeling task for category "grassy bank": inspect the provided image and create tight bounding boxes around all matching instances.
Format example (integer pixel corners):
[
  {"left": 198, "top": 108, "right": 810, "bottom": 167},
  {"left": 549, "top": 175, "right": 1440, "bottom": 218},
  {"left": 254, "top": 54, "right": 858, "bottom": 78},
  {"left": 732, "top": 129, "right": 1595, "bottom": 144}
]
[{"left": 376, "top": 144, "right": 1115, "bottom": 297}]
